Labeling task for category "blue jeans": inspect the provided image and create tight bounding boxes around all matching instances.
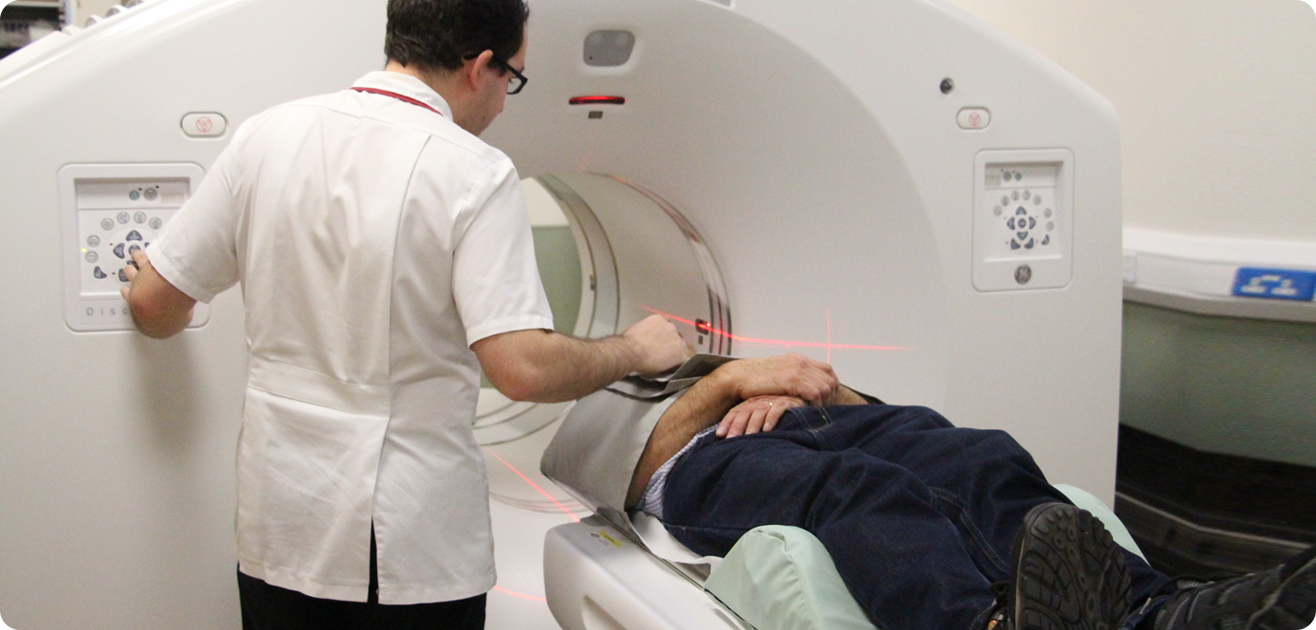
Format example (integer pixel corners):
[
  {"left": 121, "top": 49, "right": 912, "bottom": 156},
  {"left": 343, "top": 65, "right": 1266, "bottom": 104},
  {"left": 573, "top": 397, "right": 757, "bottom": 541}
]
[{"left": 661, "top": 404, "right": 1168, "bottom": 630}]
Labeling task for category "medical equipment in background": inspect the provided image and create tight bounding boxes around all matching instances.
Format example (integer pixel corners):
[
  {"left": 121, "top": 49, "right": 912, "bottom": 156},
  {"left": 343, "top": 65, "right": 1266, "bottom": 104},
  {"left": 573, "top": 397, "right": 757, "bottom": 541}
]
[
  {"left": 0, "top": 1, "right": 63, "bottom": 58},
  {"left": 0, "top": 0, "right": 1122, "bottom": 628}
]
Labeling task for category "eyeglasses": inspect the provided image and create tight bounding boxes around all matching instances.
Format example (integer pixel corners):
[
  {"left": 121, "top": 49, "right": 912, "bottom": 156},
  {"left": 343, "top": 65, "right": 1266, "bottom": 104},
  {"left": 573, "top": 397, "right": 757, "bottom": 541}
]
[{"left": 492, "top": 58, "right": 527, "bottom": 95}]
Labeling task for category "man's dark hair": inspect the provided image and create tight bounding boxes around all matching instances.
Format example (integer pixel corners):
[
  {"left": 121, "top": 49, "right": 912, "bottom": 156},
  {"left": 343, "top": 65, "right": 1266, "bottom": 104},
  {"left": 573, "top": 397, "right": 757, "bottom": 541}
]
[{"left": 385, "top": 0, "right": 529, "bottom": 72}]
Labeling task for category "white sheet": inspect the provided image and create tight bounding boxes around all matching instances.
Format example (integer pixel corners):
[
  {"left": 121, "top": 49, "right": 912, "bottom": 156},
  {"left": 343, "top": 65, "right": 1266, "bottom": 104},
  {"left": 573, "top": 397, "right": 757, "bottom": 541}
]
[{"left": 628, "top": 511, "right": 724, "bottom": 570}]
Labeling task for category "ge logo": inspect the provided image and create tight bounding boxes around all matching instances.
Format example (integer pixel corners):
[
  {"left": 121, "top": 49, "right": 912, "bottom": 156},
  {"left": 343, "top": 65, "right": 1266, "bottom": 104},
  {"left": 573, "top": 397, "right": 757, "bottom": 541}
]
[
  {"left": 1015, "top": 264, "right": 1033, "bottom": 285},
  {"left": 195, "top": 117, "right": 213, "bottom": 133},
  {"left": 968, "top": 112, "right": 982, "bottom": 127}
]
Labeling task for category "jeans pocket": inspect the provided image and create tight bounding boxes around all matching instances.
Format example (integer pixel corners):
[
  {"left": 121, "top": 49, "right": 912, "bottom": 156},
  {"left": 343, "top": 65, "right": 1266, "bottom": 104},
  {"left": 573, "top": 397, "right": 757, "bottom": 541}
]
[{"left": 790, "top": 405, "right": 834, "bottom": 433}]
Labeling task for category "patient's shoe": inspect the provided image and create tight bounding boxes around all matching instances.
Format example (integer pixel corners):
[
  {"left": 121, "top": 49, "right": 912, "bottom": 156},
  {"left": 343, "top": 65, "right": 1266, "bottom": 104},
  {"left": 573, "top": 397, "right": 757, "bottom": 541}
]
[
  {"left": 1006, "top": 503, "right": 1132, "bottom": 630},
  {"left": 1139, "top": 544, "right": 1316, "bottom": 630}
]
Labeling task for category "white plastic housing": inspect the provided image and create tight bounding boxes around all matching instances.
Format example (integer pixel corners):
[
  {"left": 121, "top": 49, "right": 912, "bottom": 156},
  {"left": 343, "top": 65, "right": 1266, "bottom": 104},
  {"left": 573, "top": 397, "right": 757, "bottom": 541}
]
[{"left": 0, "top": 0, "right": 1122, "bottom": 628}]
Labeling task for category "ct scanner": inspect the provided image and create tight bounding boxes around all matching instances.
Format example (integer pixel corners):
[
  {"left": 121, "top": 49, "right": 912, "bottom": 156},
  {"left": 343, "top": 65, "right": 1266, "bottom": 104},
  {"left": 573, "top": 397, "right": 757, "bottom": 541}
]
[{"left": 0, "top": 0, "right": 1123, "bottom": 628}]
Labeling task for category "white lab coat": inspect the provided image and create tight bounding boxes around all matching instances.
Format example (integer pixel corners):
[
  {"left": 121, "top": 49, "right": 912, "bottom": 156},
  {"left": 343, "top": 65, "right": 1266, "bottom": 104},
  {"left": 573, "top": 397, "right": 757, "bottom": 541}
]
[{"left": 149, "top": 71, "right": 554, "bottom": 604}]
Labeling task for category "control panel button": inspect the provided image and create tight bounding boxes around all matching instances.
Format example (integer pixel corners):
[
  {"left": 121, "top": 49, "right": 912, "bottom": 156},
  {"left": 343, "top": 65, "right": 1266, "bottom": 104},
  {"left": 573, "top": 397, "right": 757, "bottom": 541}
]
[
  {"left": 113, "top": 243, "right": 125, "bottom": 259},
  {"left": 87, "top": 235, "right": 100, "bottom": 247},
  {"left": 101, "top": 218, "right": 115, "bottom": 231},
  {"left": 117, "top": 212, "right": 130, "bottom": 224},
  {"left": 85, "top": 251, "right": 98, "bottom": 263},
  {"left": 957, "top": 107, "right": 991, "bottom": 130},
  {"left": 93, "top": 267, "right": 107, "bottom": 279},
  {"left": 126, "top": 230, "right": 143, "bottom": 241},
  {"left": 181, "top": 112, "right": 227, "bottom": 138},
  {"left": 134, "top": 212, "right": 146, "bottom": 223},
  {"left": 149, "top": 217, "right": 162, "bottom": 229}
]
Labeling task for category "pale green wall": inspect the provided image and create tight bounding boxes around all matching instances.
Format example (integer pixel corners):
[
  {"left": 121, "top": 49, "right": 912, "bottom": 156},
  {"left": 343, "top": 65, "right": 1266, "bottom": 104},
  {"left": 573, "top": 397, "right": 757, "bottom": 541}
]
[
  {"left": 1121, "top": 303, "right": 1316, "bottom": 467},
  {"left": 533, "top": 225, "right": 582, "bottom": 336}
]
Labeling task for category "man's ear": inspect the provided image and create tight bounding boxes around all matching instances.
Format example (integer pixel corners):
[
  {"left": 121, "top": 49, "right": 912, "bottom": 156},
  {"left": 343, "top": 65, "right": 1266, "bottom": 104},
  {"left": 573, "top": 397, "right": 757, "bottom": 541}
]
[{"left": 462, "top": 50, "right": 496, "bottom": 91}]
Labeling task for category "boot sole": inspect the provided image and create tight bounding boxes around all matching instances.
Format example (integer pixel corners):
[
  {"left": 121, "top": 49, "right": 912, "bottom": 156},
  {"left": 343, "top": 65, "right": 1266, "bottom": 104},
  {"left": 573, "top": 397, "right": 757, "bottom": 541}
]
[{"left": 1011, "top": 503, "right": 1132, "bottom": 630}]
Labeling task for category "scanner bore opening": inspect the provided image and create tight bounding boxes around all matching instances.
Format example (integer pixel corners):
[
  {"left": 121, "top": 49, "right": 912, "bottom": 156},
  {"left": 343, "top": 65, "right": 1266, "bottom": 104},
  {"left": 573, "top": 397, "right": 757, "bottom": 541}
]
[{"left": 472, "top": 173, "right": 731, "bottom": 445}]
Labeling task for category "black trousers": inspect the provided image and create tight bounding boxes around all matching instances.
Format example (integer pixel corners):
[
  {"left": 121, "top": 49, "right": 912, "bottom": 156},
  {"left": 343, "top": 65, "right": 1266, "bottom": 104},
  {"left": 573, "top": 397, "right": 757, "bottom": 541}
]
[{"left": 237, "top": 529, "right": 486, "bottom": 630}]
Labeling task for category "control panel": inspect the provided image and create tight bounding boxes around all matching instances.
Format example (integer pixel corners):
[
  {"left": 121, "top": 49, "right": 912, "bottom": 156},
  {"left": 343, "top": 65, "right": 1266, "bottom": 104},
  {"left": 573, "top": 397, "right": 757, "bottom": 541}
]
[
  {"left": 59, "top": 163, "right": 210, "bottom": 332},
  {"left": 973, "top": 149, "right": 1074, "bottom": 291}
]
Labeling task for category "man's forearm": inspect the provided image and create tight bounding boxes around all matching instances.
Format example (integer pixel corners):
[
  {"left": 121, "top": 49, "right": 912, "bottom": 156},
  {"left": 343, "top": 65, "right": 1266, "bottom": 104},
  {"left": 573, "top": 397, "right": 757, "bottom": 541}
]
[
  {"left": 122, "top": 251, "right": 197, "bottom": 339},
  {"left": 482, "top": 330, "right": 647, "bottom": 403},
  {"left": 473, "top": 314, "right": 687, "bottom": 403},
  {"left": 834, "top": 385, "right": 869, "bottom": 406}
]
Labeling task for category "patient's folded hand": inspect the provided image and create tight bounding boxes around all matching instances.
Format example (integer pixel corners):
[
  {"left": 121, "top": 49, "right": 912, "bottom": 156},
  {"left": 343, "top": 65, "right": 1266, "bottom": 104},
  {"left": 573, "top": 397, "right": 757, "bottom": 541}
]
[
  {"left": 720, "top": 354, "right": 839, "bottom": 407},
  {"left": 718, "top": 395, "right": 806, "bottom": 438}
]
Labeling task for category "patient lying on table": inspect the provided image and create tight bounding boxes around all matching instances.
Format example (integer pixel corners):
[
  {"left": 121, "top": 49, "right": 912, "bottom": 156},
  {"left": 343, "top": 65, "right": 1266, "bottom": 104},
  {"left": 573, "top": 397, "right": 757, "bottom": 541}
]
[{"left": 599, "top": 355, "right": 1315, "bottom": 630}]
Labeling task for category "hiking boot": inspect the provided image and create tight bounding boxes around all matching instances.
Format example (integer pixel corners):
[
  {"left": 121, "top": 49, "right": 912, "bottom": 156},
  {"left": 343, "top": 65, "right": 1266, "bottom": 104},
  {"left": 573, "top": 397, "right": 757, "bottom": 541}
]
[
  {"left": 1248, "top": 549, "right": 1316, "bottom": 630},
  {"left": 1142, "top": 544, "right": 1316, "bottom": 630},
  {"left": 985, "top": 581, "right": 1015, "bottom": 630},
  {"left": 1007, "top": 503, "right": 1132, "bottom": 630}
]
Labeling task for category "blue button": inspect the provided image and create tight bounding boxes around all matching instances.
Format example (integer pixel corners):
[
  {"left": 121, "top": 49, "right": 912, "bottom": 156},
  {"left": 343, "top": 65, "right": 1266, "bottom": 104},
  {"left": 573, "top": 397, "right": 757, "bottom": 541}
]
[{"left": 1232, "top": 268, "right": 1316, "bottom": 301}]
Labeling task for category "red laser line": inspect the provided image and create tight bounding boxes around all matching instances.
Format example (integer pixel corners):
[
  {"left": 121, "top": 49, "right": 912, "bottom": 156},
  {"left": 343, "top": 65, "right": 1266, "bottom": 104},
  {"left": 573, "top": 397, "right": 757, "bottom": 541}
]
[
  {"left": 826, "top": 309, "right": 833, "bottom": 364},
  {"left": 643, "top": 306, "right": 912, "bottom": 352},
  {"left": 492, "top": 586, "right": 548, "bottom": 602},
  {"left": 484, "top": 448, "right": 580, "bottom": 523}
]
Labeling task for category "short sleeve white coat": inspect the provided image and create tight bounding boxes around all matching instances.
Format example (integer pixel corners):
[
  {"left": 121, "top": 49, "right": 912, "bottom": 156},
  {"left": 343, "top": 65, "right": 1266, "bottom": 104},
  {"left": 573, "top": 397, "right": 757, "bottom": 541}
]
[{"left": 148, "top": 71, "right": 554, "bottom": 605}]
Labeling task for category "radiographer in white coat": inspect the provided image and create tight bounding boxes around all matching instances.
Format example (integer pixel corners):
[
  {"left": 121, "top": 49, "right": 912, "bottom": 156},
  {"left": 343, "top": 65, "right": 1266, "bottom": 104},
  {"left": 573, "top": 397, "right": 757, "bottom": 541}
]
[{"left": 118, "top": 1, "right": 688, "bottom": 628}]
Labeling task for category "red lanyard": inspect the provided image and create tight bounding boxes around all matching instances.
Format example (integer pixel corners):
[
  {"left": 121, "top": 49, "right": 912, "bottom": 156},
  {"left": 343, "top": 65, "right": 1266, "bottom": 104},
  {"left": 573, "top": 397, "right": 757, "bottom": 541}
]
[{"left": 351, "top": 87, "right": 445, "bottom": 117}]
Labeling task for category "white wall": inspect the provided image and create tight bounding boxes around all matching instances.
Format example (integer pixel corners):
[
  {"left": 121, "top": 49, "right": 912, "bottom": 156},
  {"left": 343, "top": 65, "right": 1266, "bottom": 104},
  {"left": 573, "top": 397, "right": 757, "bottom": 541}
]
[{"left": 941, "top": 0, "right": 1316, "bottom": 243}]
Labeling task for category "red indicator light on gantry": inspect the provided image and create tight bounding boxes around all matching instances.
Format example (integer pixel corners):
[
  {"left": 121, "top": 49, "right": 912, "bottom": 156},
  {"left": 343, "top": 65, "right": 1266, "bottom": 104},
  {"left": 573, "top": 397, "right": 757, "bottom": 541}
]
[{"left": 569, "top": 96, "right": 626, "bottom": 106}]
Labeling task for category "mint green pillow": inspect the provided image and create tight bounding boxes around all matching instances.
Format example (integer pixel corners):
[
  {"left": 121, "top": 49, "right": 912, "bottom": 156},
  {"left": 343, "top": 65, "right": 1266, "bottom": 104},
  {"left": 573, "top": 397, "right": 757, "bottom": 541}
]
[
  {"left": 1053, "top": 484, "right": 1147, "bottom": 562},
  {"left": 704, "top": 486, "right": 1142, "bottom": 630},
  {"left": 704, "top": 525, "right": 877, "bottom": 630}
]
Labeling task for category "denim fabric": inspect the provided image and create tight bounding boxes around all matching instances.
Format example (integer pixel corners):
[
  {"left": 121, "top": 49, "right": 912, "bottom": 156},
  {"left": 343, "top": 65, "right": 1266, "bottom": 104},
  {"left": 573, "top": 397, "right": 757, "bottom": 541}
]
[{"left": 661, "top": 404, "right": 1169, "bottom": 630}]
